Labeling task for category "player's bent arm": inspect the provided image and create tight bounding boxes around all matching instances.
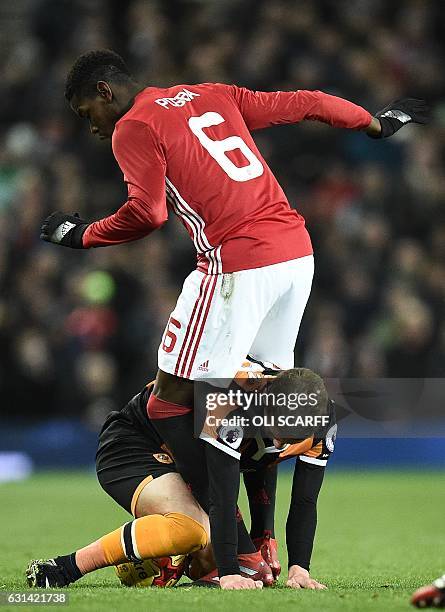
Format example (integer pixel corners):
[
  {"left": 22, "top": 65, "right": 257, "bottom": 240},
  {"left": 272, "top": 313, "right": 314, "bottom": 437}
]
[
  {"left": 40, "top": 119, "right": 168, "bottom": 249},
  {"left": 84, "top": 119, "right": 168, "bottom": 248},
  {"left": 40, "top": 198, "right": 167, "bottom": 249},
  {"left": 82, "top": 196, "right": 167, "bottom": 248}
]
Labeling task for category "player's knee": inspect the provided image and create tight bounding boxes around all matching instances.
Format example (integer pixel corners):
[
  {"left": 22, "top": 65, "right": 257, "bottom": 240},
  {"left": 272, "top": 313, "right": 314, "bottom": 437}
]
[{"left": 166, "top": 512, "right": 208, "bottom": 553}]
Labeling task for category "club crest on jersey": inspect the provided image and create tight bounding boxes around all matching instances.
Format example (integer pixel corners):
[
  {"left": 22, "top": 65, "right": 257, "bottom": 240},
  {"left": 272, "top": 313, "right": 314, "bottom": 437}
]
[
  {"left": 218, "top": 425, "right": 243, "bottom": 450},
  {"left": 155, "top": 89, "right": 200, "bottom": 109},
  {"left": 153, "top": 453, "right": 174, "bottom": 464}
]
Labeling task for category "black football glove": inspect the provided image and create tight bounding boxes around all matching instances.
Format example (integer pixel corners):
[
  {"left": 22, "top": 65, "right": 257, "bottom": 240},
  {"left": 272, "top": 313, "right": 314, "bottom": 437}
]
[
  {"left": 40, "top": 212, "right": 89, "bottom": 248},
  {"left": 370, "top": 98, "right": 430, "bottom": 138}
]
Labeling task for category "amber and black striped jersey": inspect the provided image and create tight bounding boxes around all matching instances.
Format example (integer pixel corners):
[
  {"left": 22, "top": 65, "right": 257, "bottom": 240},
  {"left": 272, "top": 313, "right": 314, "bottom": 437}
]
[
  {"left": 206, "top": 358, "right": 337, "bottom": 466},
  {"left": 116, "top": 373, "right": 331, "bottom": 572},
  {"left": 132, "top": 354, "right": 338, "bottom": 470},
  {"left": 132, "top": 382, "right": 337, "bottom": 472},
  {"left": 239, "top": 399, "right": 337, "bottom": 472}
]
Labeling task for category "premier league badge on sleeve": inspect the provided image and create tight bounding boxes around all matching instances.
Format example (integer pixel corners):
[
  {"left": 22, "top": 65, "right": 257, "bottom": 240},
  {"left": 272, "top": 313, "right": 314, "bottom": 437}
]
[{"left": 218, "top": 425, "right": 244, "bottom": 450}]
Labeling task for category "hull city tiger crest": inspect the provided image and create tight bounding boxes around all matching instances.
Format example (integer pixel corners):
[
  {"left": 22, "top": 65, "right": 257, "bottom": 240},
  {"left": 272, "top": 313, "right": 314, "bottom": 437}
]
[{"left": 153, "top": 453, "right": 174, "bottom": 465}]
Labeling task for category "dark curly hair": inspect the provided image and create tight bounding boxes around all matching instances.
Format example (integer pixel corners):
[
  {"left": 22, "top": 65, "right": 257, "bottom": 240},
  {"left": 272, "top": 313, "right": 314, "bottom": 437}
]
[{"left": 65, "top": 49, "right": 133, "bottom": 102}]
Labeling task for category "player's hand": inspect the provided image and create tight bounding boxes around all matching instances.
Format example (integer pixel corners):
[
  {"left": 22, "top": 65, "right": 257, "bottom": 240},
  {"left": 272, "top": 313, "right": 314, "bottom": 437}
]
[
  {"left": 286, "top": 565, "right": 327, "bottom": 590},
  {"left": 40, "top": 211, "right": 89, "bottom": 248},
  {"left": 369, "top": 98, "right": 430, "bottom": 138},
  {"left": 219, "top": 575, "right": 263, "bottom": 590}
]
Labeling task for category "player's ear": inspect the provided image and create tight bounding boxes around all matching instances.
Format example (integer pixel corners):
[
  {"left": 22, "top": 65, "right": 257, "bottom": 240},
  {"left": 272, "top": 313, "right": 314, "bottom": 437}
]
[{"left": 97, "top": 81, "right": 113, "bottom": 102}]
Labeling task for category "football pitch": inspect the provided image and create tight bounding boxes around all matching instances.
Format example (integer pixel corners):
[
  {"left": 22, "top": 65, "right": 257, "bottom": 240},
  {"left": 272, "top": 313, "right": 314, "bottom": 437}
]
[{"left": 1, "top": 470, "right": 444, "bottom": 611}]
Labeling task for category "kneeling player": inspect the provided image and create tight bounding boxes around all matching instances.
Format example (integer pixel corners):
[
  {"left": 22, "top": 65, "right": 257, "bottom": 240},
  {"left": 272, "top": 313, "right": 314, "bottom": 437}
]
[
  {"left": 26, "top": 380, "right": 270, "bottom": 589},
  {"left": 27, "top": 364, "right": 333, "bottom": 589},
  {"left": 231, "top": 362, "right": 334, "bottom": 589}
]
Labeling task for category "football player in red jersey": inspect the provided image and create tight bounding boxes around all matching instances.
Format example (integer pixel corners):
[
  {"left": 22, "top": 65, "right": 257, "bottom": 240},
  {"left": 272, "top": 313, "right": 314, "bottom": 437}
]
[{"left": 41, "top": 49, "right": 429, "bottom": 589}]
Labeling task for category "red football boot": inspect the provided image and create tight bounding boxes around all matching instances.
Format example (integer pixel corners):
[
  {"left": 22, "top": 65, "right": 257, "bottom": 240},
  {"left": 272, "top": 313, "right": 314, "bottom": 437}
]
[
  {"left": 253, "top": 531, "right": 281, "bottom": 581},
  {"left": 190, "top": 550, "right": 274, "bottom": 588},
  {"left": 190, "top": 567, "right": 220, "bottom": 588},
  {"left": 411, "top": 575, "right": 445, "bottom": 608},
  {"left": 238, "top": 551, "right": 274, "bottom": 586}
]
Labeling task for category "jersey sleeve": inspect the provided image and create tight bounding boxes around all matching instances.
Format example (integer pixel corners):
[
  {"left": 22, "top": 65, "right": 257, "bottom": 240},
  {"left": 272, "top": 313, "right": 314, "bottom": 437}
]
[
  {"left": 225, "top": 85, "right": 372, "bottom": 132},
  {"left": 205, "top": 441, "right": 241, "bottom": 576},
  {"left": 286, "top": 459, "right": 325, "bottom": 570},
  {"left": 83, "top": 119, "right": 168, "bottom": 248}
]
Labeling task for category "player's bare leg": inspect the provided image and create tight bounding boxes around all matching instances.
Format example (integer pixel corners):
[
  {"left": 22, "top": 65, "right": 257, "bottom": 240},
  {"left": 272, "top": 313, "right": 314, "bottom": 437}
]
[
  {"left": 74, "top": 473, "right": 210, "bottom": 574},
  {"left": 135, "top": 473, "right": 267, "bottom": 584},
  {"left": 26, "top": 472, "right": 209, "bottom": 588},
  {"left": 134, "top": 472, "right": 207, "bottom": 522},
  {"left": 134, "top": 473, "right": 215, "bottom": 577}
]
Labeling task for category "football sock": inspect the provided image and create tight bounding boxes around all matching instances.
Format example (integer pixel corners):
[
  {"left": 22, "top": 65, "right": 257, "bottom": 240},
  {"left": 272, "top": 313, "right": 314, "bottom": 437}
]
[
  {"left": 244, "top": 465, "right": 277, "bottom": 539},
  {"left": 53, "top": 553, "right": 83, "bottom": 583},
  {"left": 236, "top": 508, "right": 256, "bottom": 553},
  {"left": 75, "top": 512, "right": 207, "bottom": 574}
]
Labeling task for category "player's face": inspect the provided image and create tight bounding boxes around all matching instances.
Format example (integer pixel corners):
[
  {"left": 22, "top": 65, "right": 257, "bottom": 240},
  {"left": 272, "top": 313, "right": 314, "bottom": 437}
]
[{"left": 71, "top": 88, "right": 117, "bottom": 140}]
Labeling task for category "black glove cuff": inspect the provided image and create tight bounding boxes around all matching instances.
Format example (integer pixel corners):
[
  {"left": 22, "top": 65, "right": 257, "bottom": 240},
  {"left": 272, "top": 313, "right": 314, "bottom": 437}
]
[
  {"left": 367, "top": 117, "right": 399, "bottom": 139},
  {"left": 67, "top": 224, "right": 89, "bottom": 248},
  {"left": 378, "top": 116, "right": 401, "bottom": 138}
]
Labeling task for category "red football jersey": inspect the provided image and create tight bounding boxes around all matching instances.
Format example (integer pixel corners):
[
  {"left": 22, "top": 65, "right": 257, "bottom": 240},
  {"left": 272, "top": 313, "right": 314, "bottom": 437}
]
[{"left": 83, "top": 84, "right": 371, "bottom": 273}]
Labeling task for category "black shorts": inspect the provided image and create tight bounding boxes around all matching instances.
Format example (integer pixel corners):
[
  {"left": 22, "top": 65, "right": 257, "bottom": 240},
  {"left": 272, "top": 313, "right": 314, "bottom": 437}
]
[{"left": 96, "top": 387, "right": 177, "bottom": 515}]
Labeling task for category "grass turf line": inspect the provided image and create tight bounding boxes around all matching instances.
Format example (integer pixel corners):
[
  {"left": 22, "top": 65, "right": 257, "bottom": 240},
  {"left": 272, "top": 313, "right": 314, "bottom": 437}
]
[{"left": 0, "top": 470, "right": 444, "bottom": 611}]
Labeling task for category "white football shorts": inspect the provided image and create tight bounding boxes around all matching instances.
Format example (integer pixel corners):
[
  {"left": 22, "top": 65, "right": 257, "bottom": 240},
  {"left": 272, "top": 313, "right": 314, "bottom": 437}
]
[{"left": 158, "top": 255, "right": 314, "bottom": 381}]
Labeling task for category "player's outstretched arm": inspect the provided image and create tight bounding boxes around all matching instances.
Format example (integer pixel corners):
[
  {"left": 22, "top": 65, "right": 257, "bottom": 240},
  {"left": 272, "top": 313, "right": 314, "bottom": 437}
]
[
  {"left": 285, "top": 459, "right": 327, "bottom": 589},
  {"left": 226, "top": 85, "right": 429, "bottom": 138},
  {"left": 41, "top": 119, "right": 168, "bottom": 249},
  {"left": 81, "top": 120, "right": 168, "bottom": 248},
  {"left": 204, "top": 442, "right": 262, "bottom": 590}
]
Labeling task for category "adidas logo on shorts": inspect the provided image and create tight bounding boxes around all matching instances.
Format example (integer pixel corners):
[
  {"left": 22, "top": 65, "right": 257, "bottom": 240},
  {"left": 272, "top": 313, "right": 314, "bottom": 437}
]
[{"left": 198, "top": 360, "right": 209, "bottom": 372}]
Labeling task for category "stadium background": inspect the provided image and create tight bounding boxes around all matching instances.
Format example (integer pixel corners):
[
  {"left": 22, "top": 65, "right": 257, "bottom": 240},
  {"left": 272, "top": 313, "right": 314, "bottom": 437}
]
[{"left": 0, "top": 0, "right": 444, "bottom": 475}]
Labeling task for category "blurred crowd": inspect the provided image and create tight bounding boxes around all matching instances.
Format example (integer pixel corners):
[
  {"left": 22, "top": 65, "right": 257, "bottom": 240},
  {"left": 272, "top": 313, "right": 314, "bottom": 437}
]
[{"left": 0, "top": 0, "right": 444, "bottom": 423}]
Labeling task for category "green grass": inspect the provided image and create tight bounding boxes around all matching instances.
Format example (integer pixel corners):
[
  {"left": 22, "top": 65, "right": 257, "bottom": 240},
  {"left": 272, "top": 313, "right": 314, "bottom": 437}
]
[{"left": 1, "top": 470, "right": 444, "bottom": 611}]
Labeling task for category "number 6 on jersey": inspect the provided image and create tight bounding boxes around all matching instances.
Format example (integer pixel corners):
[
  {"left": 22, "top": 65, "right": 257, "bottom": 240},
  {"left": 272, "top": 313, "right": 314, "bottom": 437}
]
[{"left": 188, "top": 112, "right": 264, "bottom": 182}]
